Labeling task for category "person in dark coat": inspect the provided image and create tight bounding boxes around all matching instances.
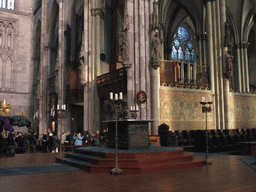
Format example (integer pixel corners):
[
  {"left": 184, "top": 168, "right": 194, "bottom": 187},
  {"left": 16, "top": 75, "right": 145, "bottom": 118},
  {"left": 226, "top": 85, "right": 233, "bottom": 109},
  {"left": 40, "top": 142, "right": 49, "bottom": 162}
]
[
  {"left": 42, "top": 130, "right": 49, "bottom": 152},
  {"left": 7, "top": 132, "right": 15, "bottom": 156},
  {"left": 28, "top": 132, "right": 37, "bottom": 153}
]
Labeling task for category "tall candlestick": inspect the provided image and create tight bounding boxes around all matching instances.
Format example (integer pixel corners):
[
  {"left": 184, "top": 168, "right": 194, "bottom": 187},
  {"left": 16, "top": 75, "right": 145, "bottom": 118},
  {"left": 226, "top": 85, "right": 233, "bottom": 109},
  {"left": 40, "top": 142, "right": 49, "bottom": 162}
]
[{"left": 110, "top": 92, "right": 113, "bottom": 100}]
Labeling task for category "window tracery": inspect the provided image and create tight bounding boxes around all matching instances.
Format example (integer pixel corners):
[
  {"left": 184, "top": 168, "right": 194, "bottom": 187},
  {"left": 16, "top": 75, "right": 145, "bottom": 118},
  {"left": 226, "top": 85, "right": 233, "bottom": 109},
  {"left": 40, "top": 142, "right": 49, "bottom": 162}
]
[
  {"left": 171, "top": 26, "right": 197, "bottom": 62},
  {"left": 0, "top": 0, "right": 14, "bottom": 10}
]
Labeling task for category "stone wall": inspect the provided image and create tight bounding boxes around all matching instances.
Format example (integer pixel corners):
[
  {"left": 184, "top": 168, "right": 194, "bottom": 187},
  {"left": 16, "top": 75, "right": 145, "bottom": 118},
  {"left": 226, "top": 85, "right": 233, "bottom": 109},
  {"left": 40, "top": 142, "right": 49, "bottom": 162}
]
[
  {"left": 229, "top": 93, "right": 256, "bottom": 129},
  {"left": 159, "top": 86, "right": 215, "bottom": 131},
  {"left": 0, "top": 0, "right": 32, "bottom": 117}
]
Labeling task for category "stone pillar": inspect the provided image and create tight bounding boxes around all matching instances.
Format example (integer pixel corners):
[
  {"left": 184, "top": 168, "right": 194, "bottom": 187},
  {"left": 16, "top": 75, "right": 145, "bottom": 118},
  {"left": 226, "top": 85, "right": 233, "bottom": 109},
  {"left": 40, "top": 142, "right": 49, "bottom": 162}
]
[
  {"left": 205, "top": 0, "right": 215, "bottom": 94},
  {"left": 83, "top": 0, "right": 90, "bottom": 133},
  {"left": 39, "top": 0, "right": 48, "bottom": 137},
  {"left": 243, "top": 44, "right": 249, "bottom": 93},
  {"left": 212, "top": 0, "right": 221, "bottom": 130},
  {"left": 150, "top": 1, "right": 161, "bottom": 135},
  {"left": 236, "top": 45, "right": 242, "bottom": 92},
  {"left": 57, "top": 0, "right": 65, "bottom": 139},
  {"left": 241, "top": 44, "right": 246, "bottom": 93},
  {"left": 220, "top": 0, "right": 230, "bottom": 130}
]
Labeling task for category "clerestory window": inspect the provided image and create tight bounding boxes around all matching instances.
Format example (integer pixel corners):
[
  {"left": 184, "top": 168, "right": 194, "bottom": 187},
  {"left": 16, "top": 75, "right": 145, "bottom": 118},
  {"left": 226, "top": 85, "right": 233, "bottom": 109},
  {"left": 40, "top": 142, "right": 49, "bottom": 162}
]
[
  {"left": 0, "top": 0, "right": 15, "bottom": 10},
  {"left": 171, "top": 26, "right": 197, "bottom": 62}
]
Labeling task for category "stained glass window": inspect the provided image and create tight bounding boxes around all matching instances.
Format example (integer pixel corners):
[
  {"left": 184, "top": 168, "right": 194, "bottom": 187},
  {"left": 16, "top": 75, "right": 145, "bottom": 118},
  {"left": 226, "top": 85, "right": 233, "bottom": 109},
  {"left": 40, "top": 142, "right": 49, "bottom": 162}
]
[
  {"left": 178, "top": 47, "right": 183, "bottom": 60},
  {"left": 178, "top": 27, "right": 189, "bottom": 41},
  {"left": 7, "top": 0, "right": 14, "bottom": 10},
  {"left": 172, "top": 46, "right": 177, "bottom": 59},
  {"left": 185, "top": 48, "right": 190, "bottom": 61},
  {"left": 0, "top": 0, "right": 14, "bottom": 10},
  {"left": 174, "top": 40, "right": 180, "bottom": 47},
  {"left": 171, "top": 26, "right": 197, "bottom": 62}
]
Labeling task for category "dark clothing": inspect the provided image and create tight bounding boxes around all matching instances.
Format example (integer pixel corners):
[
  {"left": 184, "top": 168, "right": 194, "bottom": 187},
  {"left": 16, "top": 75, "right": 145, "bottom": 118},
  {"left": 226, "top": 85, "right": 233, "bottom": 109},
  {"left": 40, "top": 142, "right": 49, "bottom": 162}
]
[
  {"left": 28, "top": 134, "right": 37, "bottom": 153},
  {"left": 65, "top": 134, "right": 72, "bottom": 145},
  {"left": 42, "top": 134, "right": 49, "bottom": 152},
  {"left": 7, "top": 133, "right": 15, "bottom": 156},
  {"left": 7, "top": 134, "right": 15, "bottom": 146}
]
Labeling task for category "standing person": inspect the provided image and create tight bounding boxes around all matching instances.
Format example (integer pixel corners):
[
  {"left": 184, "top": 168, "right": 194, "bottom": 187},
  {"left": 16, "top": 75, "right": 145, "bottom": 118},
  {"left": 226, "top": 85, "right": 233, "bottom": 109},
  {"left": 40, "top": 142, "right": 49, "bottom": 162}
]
[
  {"left": 61, "top": 130, "right": 67, "bottom": 146},
  {"left": 64, "top": 132, "right": 72, "bottom": 151},
  {"left": 74, "top": 132, "right": 83, "bottom": 146},
  {"left": 28, "top": 132, "right": 37, "bottom": 153},
  {"left": 42, "top": 130, "right": 49, "bottom": 153},
  {"left": 7, "top": 132, "right": 15, "bottom": 156},
  {"left": 0, "top": 131, "right": 4, "bottom": 155},
  {"left": 23, "top": 133, "right": 29, "bottom": 153},
  {"left": 84, "top": 131, "right": 90, "bottom": 147},
  {"left": 101, "top": 129, "right": 107, "bottom": 146},
  {"left": 94, "top": 131, "right": 100, "bottom": 146},
  {"left": 91, "top": 132, "right": 96, "bottom": 146}
]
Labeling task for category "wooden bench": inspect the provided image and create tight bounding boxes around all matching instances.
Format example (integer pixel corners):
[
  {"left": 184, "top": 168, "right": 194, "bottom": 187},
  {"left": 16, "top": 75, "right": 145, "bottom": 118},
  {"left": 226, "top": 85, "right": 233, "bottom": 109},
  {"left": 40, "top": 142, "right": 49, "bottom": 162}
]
[{"left": 238, "top": 141, "right": 256, "bottom": 156}]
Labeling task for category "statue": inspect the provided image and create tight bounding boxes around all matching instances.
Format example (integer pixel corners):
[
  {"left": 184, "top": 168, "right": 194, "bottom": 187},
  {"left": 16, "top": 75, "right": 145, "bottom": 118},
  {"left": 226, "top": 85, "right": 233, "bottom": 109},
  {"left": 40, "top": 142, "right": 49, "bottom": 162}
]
[
  {"left": 225, "top": 52, "right": 233, "bottom": 78},
  {"left": 79, "top": 53, "right": 87, "bottom": 85},
  {"left": 151, "top": 31, "right": 161, "bottom": 69},
  {"left": 120, "top": 33, "right": 129, "bottom": 61}
]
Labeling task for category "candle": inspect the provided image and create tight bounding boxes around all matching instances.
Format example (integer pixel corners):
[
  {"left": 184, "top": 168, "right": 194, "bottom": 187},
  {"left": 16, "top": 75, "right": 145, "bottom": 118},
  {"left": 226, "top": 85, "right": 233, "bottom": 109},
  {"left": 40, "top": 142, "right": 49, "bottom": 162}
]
[
  {"left": 202, "top": 97, "right": 205, "bottom": 102},
  {"left": 110, "top": 92, "right": 113, "bottom": 100},
  {"left": 209, "top": 96, "right": 211, "bottom": 102},
  {"left": 119, "top": 92, "right": 123, "bottom": 100},
  {"left": 130, "top": 106, "right": 133, "bottom": 111},
  {"left": 63, "top": 104, "right": 66, "bottom": 110},
  {"left": 57, "top": 104, "right": 60, "bottom": 110},
  {"left": 115, "top": 93, "right": 118, "bottom": 100},
  {"left": 136, "top": 104, "right": 139, "bottom": 111}
]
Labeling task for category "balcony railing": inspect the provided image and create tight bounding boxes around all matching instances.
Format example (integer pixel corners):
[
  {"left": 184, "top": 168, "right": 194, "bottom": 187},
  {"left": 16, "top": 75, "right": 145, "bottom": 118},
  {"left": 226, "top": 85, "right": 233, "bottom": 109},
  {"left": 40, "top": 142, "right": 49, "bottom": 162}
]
[
  {"left": 97, "top": 68, "right": 127, "bottom": 98},
  {"left": 160, "top": 60, "right": 209, "bottom": 89}
]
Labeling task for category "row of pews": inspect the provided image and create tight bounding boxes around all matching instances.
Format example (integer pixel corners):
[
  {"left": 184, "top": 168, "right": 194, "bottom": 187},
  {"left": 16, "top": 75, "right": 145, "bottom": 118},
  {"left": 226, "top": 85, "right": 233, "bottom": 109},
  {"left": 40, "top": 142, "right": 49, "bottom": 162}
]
[{"left": 158, "top": 123, "right": 256, "bottom": 153}]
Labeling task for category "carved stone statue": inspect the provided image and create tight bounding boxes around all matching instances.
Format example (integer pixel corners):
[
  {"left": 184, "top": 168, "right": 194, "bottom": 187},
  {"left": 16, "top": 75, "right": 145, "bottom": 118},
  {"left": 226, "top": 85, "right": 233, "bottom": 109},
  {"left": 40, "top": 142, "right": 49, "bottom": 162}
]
[
  {"left": 151, "top": 31, "right": 161, "bottom": 69},
  {"left": 79, "top": 53, "right": 87, "bottom": 85},
  {"left": 224, "top": 52, "right": 233, "bottom": 78},
  {"left": 120, "top": 33, "right": 129, "bottom": 61},
  {"left": 226, "top": 53, "right": 233, "bottom": 72}
]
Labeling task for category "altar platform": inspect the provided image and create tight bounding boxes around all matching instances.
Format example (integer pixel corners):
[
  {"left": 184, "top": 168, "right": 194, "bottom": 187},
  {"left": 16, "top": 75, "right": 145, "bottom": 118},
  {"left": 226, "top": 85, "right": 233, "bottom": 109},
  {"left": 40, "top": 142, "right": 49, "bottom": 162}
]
[{"left": 56, "top": 146, "right": 207, "bottom": 174}]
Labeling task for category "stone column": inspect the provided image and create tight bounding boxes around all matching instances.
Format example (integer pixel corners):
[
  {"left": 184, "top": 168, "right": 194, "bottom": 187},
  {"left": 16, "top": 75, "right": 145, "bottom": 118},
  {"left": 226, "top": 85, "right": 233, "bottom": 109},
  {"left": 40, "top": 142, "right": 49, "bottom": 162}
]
[
  {"left": 83, "top": 0, "right": 90, "bottom": 133},
  {"left": 39, "top": 0, "right": 48, "bottom": 137},
  {"left": 150, "top": 1, "right": 161, "bottom": 135},
  {"left": 205, "top": 0, "right": 215, "bottom": 94},
  {"left": 236, "top": 45, "right": 242, "bottom": 92},
  {"left": 241, "top": 44, "right": 246, "bottom": 93},
  {"left": 57, "top": 0, "right": 65, "bottom": 139},
  {"left": 212, "top": 0, "right": 221, "bottom": 130},
  {"left": 126, "top": 0, "right": 135, "bottom": 119},
  {"left": 243, "top": 44, "right": 249, "bottom": 93}
]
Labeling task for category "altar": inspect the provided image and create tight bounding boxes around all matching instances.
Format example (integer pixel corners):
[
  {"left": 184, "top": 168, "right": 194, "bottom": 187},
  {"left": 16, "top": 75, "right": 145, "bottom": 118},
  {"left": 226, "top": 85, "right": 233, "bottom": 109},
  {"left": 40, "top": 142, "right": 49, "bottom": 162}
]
[{"left": 102, "top": 119, "right": 154, "bottom": 150}]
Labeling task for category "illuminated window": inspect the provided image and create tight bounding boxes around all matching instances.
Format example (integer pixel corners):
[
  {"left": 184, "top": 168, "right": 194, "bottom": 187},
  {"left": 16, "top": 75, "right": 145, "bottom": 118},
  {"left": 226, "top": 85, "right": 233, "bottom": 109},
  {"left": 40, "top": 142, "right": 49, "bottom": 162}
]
[
  {"left": 0, "top": 0, "right": 15, "bottom": 10},
  {"left": 171, "top": 26, "right": 197, "bottom": 62}
]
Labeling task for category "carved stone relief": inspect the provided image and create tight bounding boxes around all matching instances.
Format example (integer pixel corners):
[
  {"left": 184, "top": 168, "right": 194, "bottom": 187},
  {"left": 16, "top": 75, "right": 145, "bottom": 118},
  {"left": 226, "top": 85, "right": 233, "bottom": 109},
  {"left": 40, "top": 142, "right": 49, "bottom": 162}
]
[{"left": 0, "top": 20, "right": 15, "bottom": 91}]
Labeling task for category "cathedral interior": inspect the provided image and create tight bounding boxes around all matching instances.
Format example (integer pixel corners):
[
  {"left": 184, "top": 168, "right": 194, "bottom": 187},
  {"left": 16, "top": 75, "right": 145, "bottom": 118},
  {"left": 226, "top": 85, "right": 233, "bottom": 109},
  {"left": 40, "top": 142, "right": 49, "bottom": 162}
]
[{"left": 0, "top": 0, "right": 256, "bottom": 138}]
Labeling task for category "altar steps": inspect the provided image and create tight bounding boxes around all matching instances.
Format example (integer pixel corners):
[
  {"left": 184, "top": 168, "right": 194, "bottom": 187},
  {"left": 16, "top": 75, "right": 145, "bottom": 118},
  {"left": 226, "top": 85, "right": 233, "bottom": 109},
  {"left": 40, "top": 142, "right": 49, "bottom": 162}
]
[{"left": 56, "top": 147, "right": 206, "bottom": 174}]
